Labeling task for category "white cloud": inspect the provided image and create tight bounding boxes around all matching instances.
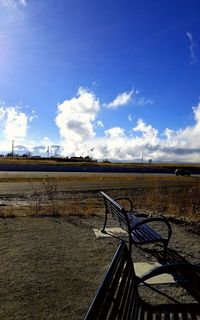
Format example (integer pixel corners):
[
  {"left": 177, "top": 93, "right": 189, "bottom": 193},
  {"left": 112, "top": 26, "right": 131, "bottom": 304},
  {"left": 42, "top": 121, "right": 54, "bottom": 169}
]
[
  {"left": 132, "top": 119, "right": 159, "bottom": 145},
  {"left": 41, "top": 136, "right": 54, "bottom": 147},
  {"left": 19, "top": 0, "right": 27, "bottom": 5},
  {"left": 193, "top": 103, "right": 200, "bottom": 122},
  {"left": 0, "top": 104, "right": 36, "bottom": 142},
  {"left": 168, "top": 103, "right": 200, "bottom": 149},
  {"left": 128, "top": 114, "right": 132, "bottom": 121},
  {"left": 29, "top": 110, "right": 38, "bottom": 122},
  {"left": 105, "top": 127, "right": 125, "bottom": 138},
  {"left": 2, "top": 90, "right": 200, "bottom": 163},
  {"left": 0, "top": 0, "right": 27, "bottom": 7},
  {"left": 55, "top": 87, "right": 100, "bottom": 156},
  {"left": 105, "top": 88, "right": 154, "bottom": 109},
  {"left": 134, "top": 96, "right": 154, "bottom": 106},
  {"left": 186, "top": 32, "right": 198, "bottom": 64},
  {"left": 96, "top": 120, "right": 104, "bottom": 128},
  {"left": 90, "top": 102, "right": 200, "bottom": 162},
  {"left": 0, "top": 106, "right": 27, "bottom": 140},
  {"left": 53, "top": 88, "right": 200, "bottom": 162},
  {"left": 106, "top": 89, "right": 134, "bottom": 109}
]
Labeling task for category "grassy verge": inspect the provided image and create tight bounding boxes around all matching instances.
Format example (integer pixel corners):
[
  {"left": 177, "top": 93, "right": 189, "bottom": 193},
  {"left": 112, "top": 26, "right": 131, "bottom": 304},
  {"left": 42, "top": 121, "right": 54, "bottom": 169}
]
[{"left": 0, "top": 174, "right": 200, "bottom": 223}]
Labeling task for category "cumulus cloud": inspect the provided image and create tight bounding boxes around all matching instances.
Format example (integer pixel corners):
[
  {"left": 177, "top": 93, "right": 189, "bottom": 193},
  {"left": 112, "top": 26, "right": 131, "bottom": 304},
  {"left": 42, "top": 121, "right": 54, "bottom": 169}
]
[
  {"left": 105, "top": 127, "right": 125, "bottom": 138},
  {"left": 55, "top": 87, "right": 100, "bottom": 156},
  {"left": 132, "top": 119, "right": 159, "bottom": 145},
  {"left": 2, "top": 89, "right": 200, "bottom": 163},
  {"left": 53, "top": 87, "right": 200, "bottom": 162},
  {"left": 0, "top": 104, "right": 38, "bottom": 156},
  {"left": 186, "top": 32, "right": 198, "bottom": 64},
  {"left": 106, "top": 89, "right": 135, "bottom": 109},
  {"left": 88, "top": 102, "right": 200, "bottom": 162},
  {"left": 164, "top": 102, "right": 200, "bottom": 150},
  {"left": 0, "top": 105, "right": 32, "bottom": 141}
]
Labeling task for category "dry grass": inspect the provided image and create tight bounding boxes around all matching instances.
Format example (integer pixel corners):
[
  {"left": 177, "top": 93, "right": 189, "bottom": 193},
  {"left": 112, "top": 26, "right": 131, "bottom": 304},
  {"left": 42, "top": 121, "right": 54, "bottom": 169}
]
[
  {"left": 131, "top": 180, "right": 200, "bottom": 222},
  {"left": 0, "top": 173, "right": 200, "bottom": 222}
]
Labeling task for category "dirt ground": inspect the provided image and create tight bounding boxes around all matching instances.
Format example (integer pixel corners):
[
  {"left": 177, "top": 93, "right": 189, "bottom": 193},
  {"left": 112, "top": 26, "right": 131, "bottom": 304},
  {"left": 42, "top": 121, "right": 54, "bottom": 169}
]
[{"left": 0, "top": 192, "right": 200, "bottom": 319}]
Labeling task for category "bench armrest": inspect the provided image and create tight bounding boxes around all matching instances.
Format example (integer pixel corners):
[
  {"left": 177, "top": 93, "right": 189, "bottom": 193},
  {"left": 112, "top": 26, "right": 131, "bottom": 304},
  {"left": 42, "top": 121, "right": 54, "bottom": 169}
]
[
  {"left": 132, "top": 216, "right": 172, "bottom": 240},
  {"left": 114, "top": 197, "right": 133, "bottom": 211}
]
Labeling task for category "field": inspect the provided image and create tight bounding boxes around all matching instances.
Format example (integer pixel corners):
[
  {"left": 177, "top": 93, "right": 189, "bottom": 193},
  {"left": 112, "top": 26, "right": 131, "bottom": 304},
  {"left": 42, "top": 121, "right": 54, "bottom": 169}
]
[
  {"left": 0, "top": 171, "right": 200, "bottom": 224},
  {"left": 0, "top": 171, "right": 200, "bottom": 319}
]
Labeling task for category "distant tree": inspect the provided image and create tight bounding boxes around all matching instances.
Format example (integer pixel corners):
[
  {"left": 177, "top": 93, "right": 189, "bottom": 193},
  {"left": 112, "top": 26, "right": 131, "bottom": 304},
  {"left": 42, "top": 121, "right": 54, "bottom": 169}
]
[
  {"left": 6, "top": 152, "right": 20, "bottom": 157},
  {"left": 6, "top": 152, "right": 13, "bottom": 157},
  {"left": 22, "top": 152, "right": 32, "bottom": 158},
  {"left": 102, "top": 159, "right": 111, "bottom": 163}
]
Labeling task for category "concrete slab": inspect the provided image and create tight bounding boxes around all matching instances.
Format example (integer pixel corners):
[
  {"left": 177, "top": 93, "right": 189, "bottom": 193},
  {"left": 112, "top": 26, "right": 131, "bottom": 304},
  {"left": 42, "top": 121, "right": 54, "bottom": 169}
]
[
  {"left": 134, "top": 262, "right": 175, "bottom": 284},
  {"left": 93, "top": 228, "right": 175, "bottom": 284},
  {"left": 93, "top": 228, "right": 127, "bottom": 238}
]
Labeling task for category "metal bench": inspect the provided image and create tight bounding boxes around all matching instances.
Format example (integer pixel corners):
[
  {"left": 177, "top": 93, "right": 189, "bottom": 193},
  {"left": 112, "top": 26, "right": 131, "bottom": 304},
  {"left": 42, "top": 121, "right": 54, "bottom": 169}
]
[
  {"left": 84, "top": 241, "right": 200, "bottom": 320},
  {"left": 100, "top": 191, "right": 172, "bottom": 257}
]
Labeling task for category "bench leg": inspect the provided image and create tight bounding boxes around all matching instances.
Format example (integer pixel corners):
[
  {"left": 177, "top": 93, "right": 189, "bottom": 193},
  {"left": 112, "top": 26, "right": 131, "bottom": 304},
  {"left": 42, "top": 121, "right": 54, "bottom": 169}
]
[
  {"left": 101, "top": 210, "right": 108, "bottom": 234},
  {"left": 128, "top": 240, "right": 132, "bottom": 253}
]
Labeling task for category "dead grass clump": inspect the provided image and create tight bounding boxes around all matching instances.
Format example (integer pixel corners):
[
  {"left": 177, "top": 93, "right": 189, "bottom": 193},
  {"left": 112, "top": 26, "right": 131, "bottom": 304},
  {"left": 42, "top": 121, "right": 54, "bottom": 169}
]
[
  {"left": 28, "top": 177, "right": 60, "bottom": 217},
  {"left": 27, "top": 178, "right": 99, "bottom": 217},
  {"left": 0, "top": 204, "right": 16, "bottom": 218},
  {"left": 42, "top": 177, "right": 59, "bottom": 216},
  {"left": 138, "top": 184, "right": 200, "bottom": 222}
]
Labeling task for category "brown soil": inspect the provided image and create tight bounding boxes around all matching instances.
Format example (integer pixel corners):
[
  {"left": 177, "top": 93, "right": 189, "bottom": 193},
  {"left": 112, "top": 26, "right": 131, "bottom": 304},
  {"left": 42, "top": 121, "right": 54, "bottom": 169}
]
[{"left": 0, "top": 192, "right": 200, "bottom": 319}]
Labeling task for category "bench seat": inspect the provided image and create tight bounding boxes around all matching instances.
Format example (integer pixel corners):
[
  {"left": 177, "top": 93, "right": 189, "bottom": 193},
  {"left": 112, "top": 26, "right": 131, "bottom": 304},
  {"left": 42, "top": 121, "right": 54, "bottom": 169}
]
[{"left": 128, "top": 213, "right": 164, "bottom": 244}]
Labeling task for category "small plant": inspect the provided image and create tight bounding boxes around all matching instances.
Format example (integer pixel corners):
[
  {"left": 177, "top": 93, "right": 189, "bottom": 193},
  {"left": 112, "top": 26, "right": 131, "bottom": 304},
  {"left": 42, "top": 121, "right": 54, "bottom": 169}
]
[
  {"left": 28, "top": 179, "right": 43, "bottom": 215},
  {"left": 42, "top": 177, "right": 59, "bottom": 216},
  {"left": 28, "top": 176, "right": 60, "bottom": 216}
]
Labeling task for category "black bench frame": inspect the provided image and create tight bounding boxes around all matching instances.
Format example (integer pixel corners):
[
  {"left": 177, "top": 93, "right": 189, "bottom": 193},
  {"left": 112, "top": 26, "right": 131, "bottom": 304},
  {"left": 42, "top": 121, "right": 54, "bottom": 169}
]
[
  {"left": 84, "top": 241, "right": 200, "bottom": 320},
  {"left": 100, "top": 191, "right": 172, "bottom": 257}
]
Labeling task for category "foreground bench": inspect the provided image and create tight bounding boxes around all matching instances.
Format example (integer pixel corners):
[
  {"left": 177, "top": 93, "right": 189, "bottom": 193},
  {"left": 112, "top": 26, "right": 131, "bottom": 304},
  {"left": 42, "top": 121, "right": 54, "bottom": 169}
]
[
  {"left": 84, "top": 241, "right": 200, "bottom": 320},
  {"left": 100, "top": 191, "right": 172, "bottom": 256}
]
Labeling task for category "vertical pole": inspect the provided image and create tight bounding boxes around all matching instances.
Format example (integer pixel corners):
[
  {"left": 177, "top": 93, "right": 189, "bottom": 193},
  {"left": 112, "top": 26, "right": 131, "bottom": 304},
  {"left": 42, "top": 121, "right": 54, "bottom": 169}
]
[
  {"left": 12, "top": 140, "right": 14, "bottom": 158},
  {"left": 47, "top": 146, "right": 50, "bottom": 158}
]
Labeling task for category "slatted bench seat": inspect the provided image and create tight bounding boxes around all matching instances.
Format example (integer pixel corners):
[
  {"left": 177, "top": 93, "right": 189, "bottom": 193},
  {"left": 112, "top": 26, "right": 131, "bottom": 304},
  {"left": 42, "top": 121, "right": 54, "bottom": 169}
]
[
  {"left": 100, "top": 191, "right": 172, "bottom": 256},
  {"left": 84, "top": 241, "right": 200, "bottom": 320}
]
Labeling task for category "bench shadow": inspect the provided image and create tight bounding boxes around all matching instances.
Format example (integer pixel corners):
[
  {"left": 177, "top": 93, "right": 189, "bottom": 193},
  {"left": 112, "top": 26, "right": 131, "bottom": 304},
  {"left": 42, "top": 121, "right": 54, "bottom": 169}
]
[
  {"left": 143, "top": 246, "right": 188, "bottom": 264},
  {"left": 101, "top": 229, "right": 129, "bottom": 241},
  {"left": 142, "top": 246, "right": 200, "bottom": 303}
]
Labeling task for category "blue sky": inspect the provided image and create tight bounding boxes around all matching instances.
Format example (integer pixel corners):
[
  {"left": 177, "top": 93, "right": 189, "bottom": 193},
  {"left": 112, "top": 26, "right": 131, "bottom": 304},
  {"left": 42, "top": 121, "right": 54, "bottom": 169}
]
[{"left": 1, "top": 0, "right": 200, "bottom": 162}]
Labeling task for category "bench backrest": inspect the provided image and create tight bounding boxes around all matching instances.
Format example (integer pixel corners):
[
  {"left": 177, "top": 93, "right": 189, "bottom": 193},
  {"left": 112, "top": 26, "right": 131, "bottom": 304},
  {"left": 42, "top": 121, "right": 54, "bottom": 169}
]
[
  {"left": 84, "top": 241, "right": 200, "bottom": 320},
  {"left": 100, "top": 191, "right": 131, "bottom": 234},
  {"left": 84, "top": 241, "right": 139, "bottom": 320}
]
